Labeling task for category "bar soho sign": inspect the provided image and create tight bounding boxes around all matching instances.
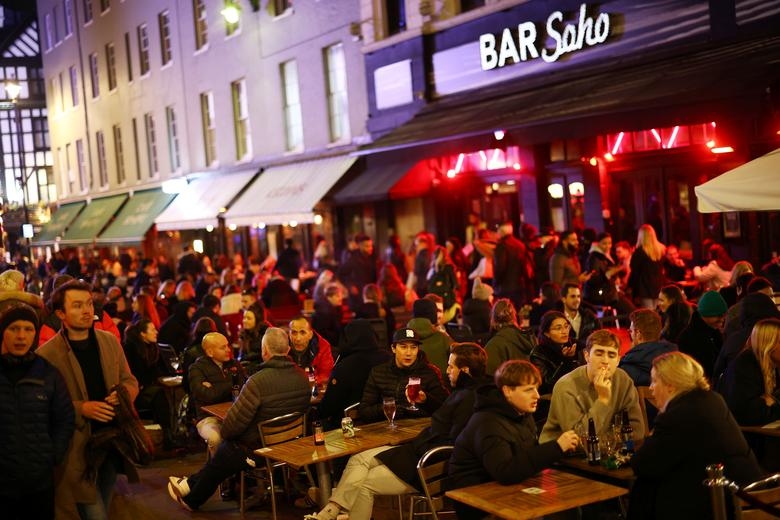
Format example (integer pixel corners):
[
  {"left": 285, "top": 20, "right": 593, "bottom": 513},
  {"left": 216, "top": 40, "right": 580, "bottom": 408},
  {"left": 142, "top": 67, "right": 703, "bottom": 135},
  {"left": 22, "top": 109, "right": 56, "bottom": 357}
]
[{"left": 479, "top": 3, "right": 611, "bottom": 71}]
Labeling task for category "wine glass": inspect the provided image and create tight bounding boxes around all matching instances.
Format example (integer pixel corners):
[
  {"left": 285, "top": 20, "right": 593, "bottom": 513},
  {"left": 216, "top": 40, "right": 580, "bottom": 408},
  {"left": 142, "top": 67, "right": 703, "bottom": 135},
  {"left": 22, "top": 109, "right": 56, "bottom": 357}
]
[
  {"left": 170, "top": 358, "right": 180, "bottom": 375},
  {"left": 406, "top": 377, "right": 421, "bottom": 411},
  {"left": 383, "top": 397, "right": 397, "bottom": 429}
]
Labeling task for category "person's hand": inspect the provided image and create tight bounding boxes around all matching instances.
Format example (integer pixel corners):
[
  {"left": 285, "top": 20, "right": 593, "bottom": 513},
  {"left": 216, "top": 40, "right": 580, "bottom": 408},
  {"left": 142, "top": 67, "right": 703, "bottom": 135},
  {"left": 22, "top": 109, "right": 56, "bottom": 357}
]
[
  {"left": 405, "top": 387, "right": 427, "bottom": 404},
  {"left": 201, "top": 381, "right": 213, "bottom": 388},
  {"left": 579, "top": 271, "right": 594, "bottom": 282},
  {"left": 593, "top": 367, "right": 612, "bottom": 404},
  {"left": 556, "top": 430, "right": 579, "bottom": 452},
  {"left": 82, "top": 400, "right": 116, "bottom": 422},
  {"left": 105, "top": 390, "right": 119, "bottom": 406},
  {"left": 561, "top": 344, "right": 577, "bottom": 358}
]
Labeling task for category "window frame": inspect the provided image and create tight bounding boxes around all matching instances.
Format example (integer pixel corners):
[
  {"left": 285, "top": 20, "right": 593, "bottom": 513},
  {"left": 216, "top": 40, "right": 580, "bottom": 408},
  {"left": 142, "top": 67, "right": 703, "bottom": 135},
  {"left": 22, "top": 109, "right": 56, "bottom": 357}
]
[
  {"left": 137, "top": 24, "right": 150, "bottom": 76},
  {"left": 230, "top": 79, "right": 252, "bottom": 160},
  {"left": 159, "top": 11, "right": 173, "bottom": 67},
  {"left": 165, "top": 106, "right": 181, "bottom": 171},
  {"left": 89, "top": 52, "right": 99, "bottom": 98},
  {"left": 200, "top": 91, "right": 217, "bottom": 166},
  {"left": 144, "top": 112, "right": 159, "bottom": 178},
  {"left": 105, "top": 42, "right": 117, "bottom": 91},
  {"left": 96, "top": 130, "right": 109, "bottom": 188},
  {"left": 280, "top": 60, "right": 303, "bottom": 152}
]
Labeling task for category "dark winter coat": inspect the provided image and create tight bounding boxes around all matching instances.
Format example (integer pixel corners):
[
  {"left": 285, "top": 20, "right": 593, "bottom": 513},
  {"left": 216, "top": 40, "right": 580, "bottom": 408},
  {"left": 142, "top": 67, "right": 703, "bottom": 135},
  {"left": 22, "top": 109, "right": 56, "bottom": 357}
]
[
  {"left": 427, "top": 264, "right": 459, "bottom": 309},
  {"left": 358, "top": 350, "right": 449, "bottom": 423},
  {"left": 318, "top": 319, "right": 391, "bottom": 429},
  {"left": 312, "top": 300, "right": 343, "bottom": 349},
  {"left": 221, "top": 355, "right": 310, "bottom": 448},
  {"left": 158, "top": 302, "right": 194, "bottom": 354},
  {"left": 493, "top": 234, "right": 530, "bottom": 299},
  {"left": 722, "top": 348, "right": 780, "bottom": 426},
  {"left": 0, "top": 354, "right": 75, "bottom": 493},
  {"left": 189, "top": 356, "right": 247, "bottom": 420},
  {"left": 376, "top": 373, "right": 491, "bottom": 487},
  {"left": 462, "top": 298, "right": 491, "bottom": 338},
  {"left": 677, "top": 310, "right": 723, "bottom": 381},
  {"left": 629, "top": 389, "right": 762, "bottom": 520},
  {"left": 484, "top": 325, "right": 536, "bottom": 374},
  {"left": 618, "top": 340, "right": 678, "bottom": 387},
  {"left": 529, "top": 337, "right": 581, "bottom": 394},
  {"left": 628, "top": 248, "right": 664, "bottom": 299},
  {"left": 584, "top": 249, "right": 619, "bottom": 304},
  {"left": 191, "top": 306, "right": 227, "bottom": 337},
  {"left": 448, "top": 385, "right": 565, "bottom": 520}
]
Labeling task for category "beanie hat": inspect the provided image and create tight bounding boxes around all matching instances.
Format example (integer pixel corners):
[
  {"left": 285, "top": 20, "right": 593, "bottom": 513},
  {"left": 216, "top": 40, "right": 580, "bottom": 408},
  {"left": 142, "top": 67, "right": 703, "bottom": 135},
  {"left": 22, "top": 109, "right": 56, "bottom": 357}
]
[
  {"left": 0, "top": 301, "right": 40, "bottom": 342},
  {"left": 472, "top": 277, "right": 494, "bottom": 301},
  {"left": 0, "top": 269, "right": 44, "bottom": 314},
  {"left": 697, "top": 291, "right": 728, "bottom": 317},
  {"left": 412, "top": 298, "right": 438, "bottom": 325}
]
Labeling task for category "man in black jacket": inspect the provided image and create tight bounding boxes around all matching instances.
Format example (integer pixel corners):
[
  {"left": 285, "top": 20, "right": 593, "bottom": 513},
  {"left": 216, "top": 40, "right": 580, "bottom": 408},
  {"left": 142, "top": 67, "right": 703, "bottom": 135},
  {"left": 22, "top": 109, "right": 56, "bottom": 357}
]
[
  {"left": 168, "top": 327, "right": 310, "bottom": 511},
  {"left": 305, "top": 343, "right": 487, "bottom": 520},
  {"left": 358, "top": 327, "right": 449, "bottom": 423},
  {"left": 493, "top": 222, "right": 532, "bottom": 308}
]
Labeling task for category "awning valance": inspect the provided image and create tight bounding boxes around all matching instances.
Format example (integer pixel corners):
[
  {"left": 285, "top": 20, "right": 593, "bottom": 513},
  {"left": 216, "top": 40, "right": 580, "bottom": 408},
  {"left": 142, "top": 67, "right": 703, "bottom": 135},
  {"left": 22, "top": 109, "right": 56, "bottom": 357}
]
[
  {"left": 332, "top": 157, "right": 421, "bottom": 205},
  {"left": 695, "top": 148, "right": 780, "bottom": 213},
  {"left": 155, "top": 170, "right": 258, "bottom": 231},
  {"left": 32, "top": 201, "right": 86, "bottom": 245},
  {"left": 224, "top": 155, "right": 357, "bottom": 226},
  {"left": 96, "top": 189, "right": 175, "bottom": 244},
  {"left": 59, "top": 194, "right": 127, "bottom": 246}
]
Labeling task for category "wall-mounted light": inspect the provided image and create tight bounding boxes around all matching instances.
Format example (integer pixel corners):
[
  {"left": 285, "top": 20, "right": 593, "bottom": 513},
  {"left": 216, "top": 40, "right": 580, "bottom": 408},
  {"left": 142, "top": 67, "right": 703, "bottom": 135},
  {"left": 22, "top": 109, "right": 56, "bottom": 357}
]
[
  {"left": 220, "top": 2, "right": 241, "bottom": 24},
  {"left": 569, "top": 182, "right": 584, "bottom": 196},
  {"left": 205, "top": 224, "right": 214, "bottom": 232},
  {"left": 547, "top": 183, "right": 564, "bottom": 199},
  {"left": 228, "top": 223, "right": 237, "bottom": 231},
  {"left": 258, "top": 222, "right": 266, "bottom": 229},
  {"left": 313, "top": 214, "right": 323, "bottom": 225},
  {"left": 493, "top": 129, "right": 506, "bottom": 141},
  {"left": 5, "top": 80, "right": 21, "bottom": 101},
  {"left": 193, "top": 239, "right": 204, "bottom": 253},
  {"left": 289, "top": 220, "right": 298, "bottom": 228},
  {"left": 711, "top": 146, "right": 734, "bottom": 154}
]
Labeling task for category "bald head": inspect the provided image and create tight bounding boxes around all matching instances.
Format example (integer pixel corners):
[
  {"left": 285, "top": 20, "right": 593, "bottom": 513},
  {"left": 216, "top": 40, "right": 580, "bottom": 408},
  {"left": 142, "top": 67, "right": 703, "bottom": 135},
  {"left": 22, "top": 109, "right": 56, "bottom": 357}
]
[
  {"left": 262, "top": 327, "right": 290, "bottom": 359},
  {"left": 202, "top": 332, "right": 231, "bottom": 363}
]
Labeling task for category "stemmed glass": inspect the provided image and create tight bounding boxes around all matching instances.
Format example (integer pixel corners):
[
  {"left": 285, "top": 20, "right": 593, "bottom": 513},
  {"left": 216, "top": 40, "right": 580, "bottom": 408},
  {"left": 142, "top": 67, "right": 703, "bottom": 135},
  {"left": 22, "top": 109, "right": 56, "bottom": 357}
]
[
  {"left": 170, "top": 357, "right": 180, "bottom": 375},
  {"left": 383, "top": 397, "right": 397, "bottom": 429},
  {"left": 406, "top": 377, "right": 421, "bottom": 411}
]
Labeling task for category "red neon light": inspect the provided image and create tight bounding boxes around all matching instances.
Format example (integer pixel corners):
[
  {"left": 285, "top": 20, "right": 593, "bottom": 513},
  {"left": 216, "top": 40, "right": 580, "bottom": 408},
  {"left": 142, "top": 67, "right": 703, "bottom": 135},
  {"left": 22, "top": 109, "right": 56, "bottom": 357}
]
[
  {"left": 603, "top": 152, "right": 614, "bottom": 161},
  {"left": 666, "top": 126, "right": 679, "bottom": 149},
  {"left": 650, "top": 129, "right": 663, "bottom": 146},
  {"left": 446, "top": 169, "right": 457, "bottom": 178},
  {"left": 513, "top": 163, "right": 521, "bottom": 170},
  {"left": 611, "top": 132, "right": 625, "bottom": 155},
  {"left": 454, "top": 153, "right": 465, "bottom": 174},
  {"left": 589, "top": 157, "right": 598, "bottom": 166},
  {"left": 487, "top": 149, "right": 503, "bottom": 170},
  {"left": 711, "top": 146, "right": 734, "bottom": 154},
  {"left": 706, "top": 140, "right": 715, "bottom": 148}
]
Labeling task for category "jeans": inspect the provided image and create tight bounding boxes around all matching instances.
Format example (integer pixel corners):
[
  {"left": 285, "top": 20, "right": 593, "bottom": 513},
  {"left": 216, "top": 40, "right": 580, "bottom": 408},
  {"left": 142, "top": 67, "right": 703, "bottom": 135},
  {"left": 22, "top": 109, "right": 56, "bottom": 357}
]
[
  {"left": 184, "top": 440, "right": 253, "bottom": 509},
  {"left": 77, "top": 454, "right": 119, "bottom": 520}
]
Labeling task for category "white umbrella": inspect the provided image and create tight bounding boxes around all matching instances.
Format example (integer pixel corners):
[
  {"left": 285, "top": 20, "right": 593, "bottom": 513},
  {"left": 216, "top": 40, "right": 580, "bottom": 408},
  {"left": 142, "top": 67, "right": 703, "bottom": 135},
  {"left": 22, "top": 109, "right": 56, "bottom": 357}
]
[{"left": 695, "top": 148, "right": 780, "bottom": 213}]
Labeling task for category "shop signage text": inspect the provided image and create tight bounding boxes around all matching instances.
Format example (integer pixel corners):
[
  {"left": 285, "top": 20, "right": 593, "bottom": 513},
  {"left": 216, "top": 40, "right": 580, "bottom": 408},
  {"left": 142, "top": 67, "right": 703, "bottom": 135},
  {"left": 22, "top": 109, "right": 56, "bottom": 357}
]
[{"left": 479, "top": 3, "right": 611, "bottom": 71}]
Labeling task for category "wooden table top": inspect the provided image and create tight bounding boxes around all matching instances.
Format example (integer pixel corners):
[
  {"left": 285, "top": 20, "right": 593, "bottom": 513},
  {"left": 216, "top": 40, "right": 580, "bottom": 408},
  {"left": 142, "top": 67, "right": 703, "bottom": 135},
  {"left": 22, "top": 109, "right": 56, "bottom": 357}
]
[
  {"left": 254, "top": 417, "right": 431, "bottom": 468},
  {"left": 557, "top": 456, "right": 636, "bottom": 485},
  {"left": 201, "top": 392, "right": 325, "bottom": 421},
  {"left": 741, "top": 424, "right": 780, "bottom": 438},
  {"left": 445, "top": 469, "right": 628, "bottom": 520}
]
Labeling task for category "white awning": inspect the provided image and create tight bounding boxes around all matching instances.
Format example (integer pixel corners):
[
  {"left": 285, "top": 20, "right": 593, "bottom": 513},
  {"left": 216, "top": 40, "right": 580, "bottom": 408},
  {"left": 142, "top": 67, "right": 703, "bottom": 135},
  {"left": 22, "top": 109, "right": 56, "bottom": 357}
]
[
  {"left": 154, "top": 170, "right": 257, "bottom": 231},
  {"left": 224, "top": 155, "right": 357, "bottom": 227},
  {"left": 695, "top": 148, "right": 780, "bottom": 213}
]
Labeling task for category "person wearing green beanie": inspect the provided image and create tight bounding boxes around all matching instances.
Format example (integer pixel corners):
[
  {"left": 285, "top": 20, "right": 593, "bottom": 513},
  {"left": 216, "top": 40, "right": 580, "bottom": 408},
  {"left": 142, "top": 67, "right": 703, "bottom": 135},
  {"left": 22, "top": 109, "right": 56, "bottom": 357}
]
[{"left": 677, "top": 291, "right": 728, "bottom": 380}]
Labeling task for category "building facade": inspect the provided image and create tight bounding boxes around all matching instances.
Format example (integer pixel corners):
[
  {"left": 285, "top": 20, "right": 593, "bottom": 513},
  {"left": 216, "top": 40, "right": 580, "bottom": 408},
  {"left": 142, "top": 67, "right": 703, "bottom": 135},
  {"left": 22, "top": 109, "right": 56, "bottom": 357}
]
[
  {"left": 339, "top": 0, "right": 780, "bottom": 265},
  {"left": 35, "top": 0, "right": 369, "bottom": 261}
]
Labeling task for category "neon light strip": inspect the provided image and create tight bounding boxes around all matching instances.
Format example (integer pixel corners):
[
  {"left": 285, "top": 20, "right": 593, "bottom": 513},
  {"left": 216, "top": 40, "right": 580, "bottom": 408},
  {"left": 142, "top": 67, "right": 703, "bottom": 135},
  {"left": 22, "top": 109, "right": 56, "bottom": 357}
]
[
  {"left": 651, "top": 129, "right": 662, "bottom": 146},
  {"left": 611, "top": 132, "right": 625, "bottom": 155},
  {"left": 666, "top": 126, "right": 679, "bottom": 149}
]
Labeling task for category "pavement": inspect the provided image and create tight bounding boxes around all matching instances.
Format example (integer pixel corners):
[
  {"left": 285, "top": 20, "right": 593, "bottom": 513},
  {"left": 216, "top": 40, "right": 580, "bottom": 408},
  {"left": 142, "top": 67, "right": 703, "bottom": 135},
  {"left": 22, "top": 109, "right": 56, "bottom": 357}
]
[{"left": 108, "top": 449, "right": 402, "bottom": 519}]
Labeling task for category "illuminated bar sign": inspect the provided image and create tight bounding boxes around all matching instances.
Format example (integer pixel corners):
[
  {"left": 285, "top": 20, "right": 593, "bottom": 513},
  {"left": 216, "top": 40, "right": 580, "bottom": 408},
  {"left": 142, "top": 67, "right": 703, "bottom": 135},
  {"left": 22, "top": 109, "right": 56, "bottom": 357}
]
[{"left": 479, "top": 3, "right": 611, "bottom": 71}]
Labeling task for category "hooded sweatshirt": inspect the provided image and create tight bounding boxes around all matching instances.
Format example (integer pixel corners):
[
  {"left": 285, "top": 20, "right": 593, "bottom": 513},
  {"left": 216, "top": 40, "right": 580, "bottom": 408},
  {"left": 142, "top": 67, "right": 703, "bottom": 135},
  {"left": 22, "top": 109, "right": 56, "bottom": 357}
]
[
  {"left": 317, "top": 319, "right": 391, "bottom": 429},
  {"left": 408, "top": 317, "right": 453, "bottom": 378},
  {"left": 619, "top": 339, "right": 678, "bottom": 386}
]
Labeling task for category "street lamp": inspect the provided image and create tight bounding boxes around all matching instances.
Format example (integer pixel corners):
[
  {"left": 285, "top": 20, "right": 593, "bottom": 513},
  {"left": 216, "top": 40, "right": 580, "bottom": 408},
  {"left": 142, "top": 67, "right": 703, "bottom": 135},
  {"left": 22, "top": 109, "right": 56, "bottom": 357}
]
[
  {"left": 5, "top": 78, "right": 32, "bottom": 257},
  {"left": 220, "top": 2, "right": 241, "bottom": 24}
]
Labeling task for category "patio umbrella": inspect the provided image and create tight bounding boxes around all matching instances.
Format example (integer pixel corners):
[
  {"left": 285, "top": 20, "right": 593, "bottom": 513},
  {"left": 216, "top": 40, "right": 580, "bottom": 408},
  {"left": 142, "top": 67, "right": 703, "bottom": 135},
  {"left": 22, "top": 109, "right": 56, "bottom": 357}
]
[{"left": 695, "top": 148, "right": 780, "bottom": 213}]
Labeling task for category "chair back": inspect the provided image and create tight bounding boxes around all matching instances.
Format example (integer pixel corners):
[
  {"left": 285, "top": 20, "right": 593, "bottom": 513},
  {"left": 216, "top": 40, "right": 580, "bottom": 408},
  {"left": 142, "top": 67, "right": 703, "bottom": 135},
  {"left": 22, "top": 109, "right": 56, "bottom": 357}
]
[
  {"left": 740, "top": 474, "right": 780, "bottom": 519},
  {"left": 416, "top": 445, "right": 455, "bottom": 520},
  {"left": 343, "top": 402, "right": 360, "bottom": 421},
  {"left": 157, "top": 343, "right": 179, "bottom": 375},
  {"left": 635, "top": 386, "right": 656, "bottom": 435},
  {"left": 258, "top": 412, "right": 307, "bottom": 448}
]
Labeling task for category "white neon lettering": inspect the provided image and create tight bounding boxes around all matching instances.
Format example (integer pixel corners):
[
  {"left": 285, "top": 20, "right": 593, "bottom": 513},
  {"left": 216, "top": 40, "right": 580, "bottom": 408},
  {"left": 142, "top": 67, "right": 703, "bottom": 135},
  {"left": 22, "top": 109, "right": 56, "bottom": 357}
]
[
  {"left": 517, "top": 21, "right": 538, "bottom": 61},
  {"left": 479, "top": 33, "right": 498, "bottom": 70},
  {"left": 481, "top": 3, "right": 611, "bottom": 68}
]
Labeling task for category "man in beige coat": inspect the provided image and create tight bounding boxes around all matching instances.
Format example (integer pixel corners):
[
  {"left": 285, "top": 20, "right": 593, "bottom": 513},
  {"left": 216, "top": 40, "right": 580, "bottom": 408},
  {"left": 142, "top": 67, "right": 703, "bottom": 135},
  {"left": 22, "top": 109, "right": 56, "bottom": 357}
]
[{"left": 38, "top": 280, "right": 139, "bottom": 520}]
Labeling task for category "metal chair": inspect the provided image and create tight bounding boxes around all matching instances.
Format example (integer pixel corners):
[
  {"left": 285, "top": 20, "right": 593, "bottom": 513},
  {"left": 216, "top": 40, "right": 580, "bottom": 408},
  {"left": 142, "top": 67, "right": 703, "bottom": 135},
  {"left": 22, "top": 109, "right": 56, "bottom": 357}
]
[
  {"left": 239, "top": 411, "right": 311, "bottom": 517},
  {"left": 707, "top": 464, "right": 780, "bottom": 520},
  {"left": 635, "top": 386, "right": 656, "bottom": 435},
  {"left": 407, "top": 445, "right": 456, "bottom": 520}
]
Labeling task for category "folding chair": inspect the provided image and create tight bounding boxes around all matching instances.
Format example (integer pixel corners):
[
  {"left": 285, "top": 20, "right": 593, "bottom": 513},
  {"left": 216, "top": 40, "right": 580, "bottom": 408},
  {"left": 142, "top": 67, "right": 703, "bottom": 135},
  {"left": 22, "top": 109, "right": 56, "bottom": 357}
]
[
  {"left": 707, "top": 464, "right": 780, "bottom": 520},
  {"left": 407, "top": 445, "right": 456, "bottom": 520}
]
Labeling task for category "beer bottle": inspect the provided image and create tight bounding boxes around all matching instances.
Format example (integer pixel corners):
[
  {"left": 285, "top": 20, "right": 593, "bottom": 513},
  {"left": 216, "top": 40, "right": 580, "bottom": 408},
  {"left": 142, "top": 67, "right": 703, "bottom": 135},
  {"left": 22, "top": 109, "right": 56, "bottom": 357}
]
[
  {"left": 587, "top": 418, "right": 601, "bottom": 466},
  {"left": 621, "top": 409, "right": 634, "bottom": 455}
]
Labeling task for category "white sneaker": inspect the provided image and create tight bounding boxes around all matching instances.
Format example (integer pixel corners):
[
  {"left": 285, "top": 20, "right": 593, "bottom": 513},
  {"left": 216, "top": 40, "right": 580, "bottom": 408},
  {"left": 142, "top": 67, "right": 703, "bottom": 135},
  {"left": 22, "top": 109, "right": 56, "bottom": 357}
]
[
  {"left": 167, "top": 476, "right": 190, "bottom": 497},
  {"left": 167, "top": 482, "right": 193, "bottom": 511}
]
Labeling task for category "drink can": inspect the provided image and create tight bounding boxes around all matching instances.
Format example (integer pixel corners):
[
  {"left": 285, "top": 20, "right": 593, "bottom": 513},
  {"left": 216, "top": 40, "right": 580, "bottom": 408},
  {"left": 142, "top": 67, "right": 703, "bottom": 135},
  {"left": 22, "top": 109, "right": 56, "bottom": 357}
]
[{"left": 341, "top": 417, "right": 355, "bottom": 438}]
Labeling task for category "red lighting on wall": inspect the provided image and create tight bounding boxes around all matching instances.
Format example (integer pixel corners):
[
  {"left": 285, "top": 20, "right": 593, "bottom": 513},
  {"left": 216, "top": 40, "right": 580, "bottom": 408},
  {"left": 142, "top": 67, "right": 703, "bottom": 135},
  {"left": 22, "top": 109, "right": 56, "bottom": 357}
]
[
  {"left": 589, "top": 157, "right": 598, "bottom": 166},
  {"left": 512, "top": 163, "right": 521, "bottom": 170},
  {"left": 710, "top": 146, "right": 734, "bottom": 154},
  {"left": 706, "top": 140, "right": 716, "bottom": 148},
  {"left": 603, "top": 152, "right": 614, "bottom": 161}
]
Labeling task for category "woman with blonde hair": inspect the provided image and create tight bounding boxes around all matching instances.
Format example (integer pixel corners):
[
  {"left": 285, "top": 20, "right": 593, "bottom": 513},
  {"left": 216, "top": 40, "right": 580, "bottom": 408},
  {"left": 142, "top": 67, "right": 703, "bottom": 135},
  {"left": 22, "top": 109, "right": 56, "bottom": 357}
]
[
  {"left": 628, "top": 351, "right": 761, "bottom": 519},
  {"left": 628, "top": 224, "right": 666, "bottom": 309}
]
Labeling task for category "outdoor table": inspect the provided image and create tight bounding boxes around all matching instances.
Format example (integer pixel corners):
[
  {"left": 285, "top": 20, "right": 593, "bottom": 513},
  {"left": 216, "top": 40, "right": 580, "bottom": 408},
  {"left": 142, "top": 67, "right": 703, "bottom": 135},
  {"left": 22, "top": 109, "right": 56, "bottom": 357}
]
[
  {"left": 253, "top": 417, "right": 431, "bottom": 507},
  {"left": 201, "top": 391, "right": 325, "bottom": 421},
  {"left": 557, "top": 455, "right": 636, "bottom": 486},
  {"left": 445, "top": 468, "right": 628, "bottom": 520},
  {"left": 740, "top": 423, "right": 780, "bottom": 438}
]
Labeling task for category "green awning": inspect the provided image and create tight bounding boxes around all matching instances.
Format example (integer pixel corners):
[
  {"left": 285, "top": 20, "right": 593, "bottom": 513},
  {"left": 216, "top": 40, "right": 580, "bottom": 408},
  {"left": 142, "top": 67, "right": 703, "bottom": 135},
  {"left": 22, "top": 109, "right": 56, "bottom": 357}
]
[
  {"left": 59, "top": 194, "right": 127, "bottom": 246},
  {"left": 31, "top": 201, "right": 87, "bottom": 245},
  {"left": 96, "top": 189, "right": 175, "bottom": 244}
]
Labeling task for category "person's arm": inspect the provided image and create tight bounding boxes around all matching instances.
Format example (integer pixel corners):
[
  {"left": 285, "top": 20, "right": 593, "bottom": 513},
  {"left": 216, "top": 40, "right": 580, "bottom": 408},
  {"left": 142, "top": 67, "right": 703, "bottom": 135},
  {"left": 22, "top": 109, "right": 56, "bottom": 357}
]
[
  {"left": 358, "top": 368, "right": 383, "bottom": 423},
  {"left": 50, "top": 365, "right": 76, "bottom": 465},
  {"left": 313, "top": 343, "right": 334, "bottom": 387},
  {"left": 418, "top": 366, "right": 449, "bottom": 415},
  {"left": 221, "top": 378, "right": 261, "bottom": 440},
  {"left": 189, "top": 362, "right": 232, "bottom": 404},
  {"left": 478, "top": 426, "right": 565, "bottom": 485}
]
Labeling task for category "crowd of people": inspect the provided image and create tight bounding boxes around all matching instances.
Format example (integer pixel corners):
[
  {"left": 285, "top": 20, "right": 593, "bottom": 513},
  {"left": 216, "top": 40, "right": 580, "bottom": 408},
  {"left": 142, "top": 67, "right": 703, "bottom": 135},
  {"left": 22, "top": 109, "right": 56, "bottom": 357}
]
[{"left": 2, "top": 218, "right": 779, "bottom": 519}]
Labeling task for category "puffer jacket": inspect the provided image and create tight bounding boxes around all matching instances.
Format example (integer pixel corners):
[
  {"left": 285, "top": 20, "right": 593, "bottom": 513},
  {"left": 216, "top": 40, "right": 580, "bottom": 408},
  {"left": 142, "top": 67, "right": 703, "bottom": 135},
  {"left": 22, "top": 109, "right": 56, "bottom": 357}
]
[
  {"left": 409, "top": 317, "right": 453, "bottom": 377},
  {"left": 484, "top": 325, "right": 536, "bottom": 374},
  {"left": 189, "top": 356, "right": 247, "bottom": 421},
  {"left": 529, "top": 337, "right": 581, "bottom": 394},
  {"left": 221, "top": 356, "right": 310, "bottom": 448},
  {"left": 449, "top": 384, "right": 563, "bottom": 493},
  {"left": 0, "top": 354, "right": 75, "bottom": 492},
  {"left": 318, "top": 319, "right": 391, "bottom": 429},
  {"left": 358, "top": 350, "right": 449, "bottom": 423}
]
